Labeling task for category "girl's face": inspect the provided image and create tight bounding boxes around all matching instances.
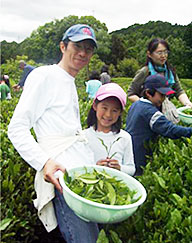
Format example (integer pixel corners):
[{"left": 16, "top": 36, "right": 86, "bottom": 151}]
[
  {"left": 147, "top": 43, "right": 169, "bottom": 66},
  {"left": 93, "top": 97, "right": 122, "bottom": 133}
]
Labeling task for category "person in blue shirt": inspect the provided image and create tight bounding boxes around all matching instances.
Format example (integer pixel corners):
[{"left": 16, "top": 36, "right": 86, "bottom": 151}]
[
  {"left": 85, "top": 70, "right": 102, "bottom": 99},
  {"left": 126, "top": 74, "right": 192, "bottom": 176},
  {"left": 13, "top": 60, "right": 35, "bottom": 91}
]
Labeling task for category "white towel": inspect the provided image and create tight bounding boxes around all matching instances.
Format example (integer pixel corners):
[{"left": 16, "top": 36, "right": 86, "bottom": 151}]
[{"left": 33, "top": 132, "right": 90, "bottom": 232}]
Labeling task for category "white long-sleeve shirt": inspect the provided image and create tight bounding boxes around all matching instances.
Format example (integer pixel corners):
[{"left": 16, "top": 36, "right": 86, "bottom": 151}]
[
  {"left": 8, "top": 64, "right": 94, "bottom": 232},
  {"left": 84, "top": 127, "right": 136, "bottom": 176},
  {"left": 8, "top": 64, "right": 94, "bottom": 170}
]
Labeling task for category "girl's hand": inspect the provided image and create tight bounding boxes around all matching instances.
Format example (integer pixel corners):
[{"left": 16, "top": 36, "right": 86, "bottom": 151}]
[
  {"left": 96, "top": 158, "right": 120, "bottom": 170},
  {"left": 107, "top": 159, "right": 120, "bottom": 170},
  {"left": 96, "top": 159, "right": 109, "bottom": 167}
]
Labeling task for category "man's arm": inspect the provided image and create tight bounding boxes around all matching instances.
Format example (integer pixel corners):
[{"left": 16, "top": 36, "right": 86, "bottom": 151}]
[
  {"left": 8, "top": 68, "right": 66, "bottom": 191},
  {"left": 8, "top": 70, "right": 50, "bottom": 171}
]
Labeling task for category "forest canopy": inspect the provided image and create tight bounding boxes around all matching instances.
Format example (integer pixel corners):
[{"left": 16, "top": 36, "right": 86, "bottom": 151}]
[{"left": 1, "top": 16, "right": 192, "bottom": 78}]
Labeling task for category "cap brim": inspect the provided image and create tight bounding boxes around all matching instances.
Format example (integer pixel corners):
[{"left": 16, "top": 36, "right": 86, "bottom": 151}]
[
  {"left": 69, "top": 35, "right": 97, "bottom": 47},
  {"left": 96, "top": 94, "right": 125, "bottom": 109},
  {"left": 156, "top": 87, "right": 175, "bottom": 95}
]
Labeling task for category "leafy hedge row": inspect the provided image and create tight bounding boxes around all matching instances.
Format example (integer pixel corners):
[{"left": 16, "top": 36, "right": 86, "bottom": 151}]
[
  {"left": 96, "top": 84, "right": 192, "bottom": 242},
  {"left": 1, "top": 98, "right": 40, "bottom": 242},
  {"left": 1, "top": 80, "right": 192, "bottom": 242},
  {"left": 97, "top": 136, "right": 192, "bottom": 243}
]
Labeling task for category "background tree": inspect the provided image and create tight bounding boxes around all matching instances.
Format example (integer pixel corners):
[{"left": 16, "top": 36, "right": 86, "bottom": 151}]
[
  {"left": 110, "top": 34, "right": 126, "bottom": 66},
  {"left": 1, "top": 18, "right": 192, "bottom": 78},
  {"left": 96, "top": 29, "right": 111, "bottom": 64},
  {"left": 116, "top": 58, "right": 140, "bottom": 77},
  {"left": 1, "top": 41, "right": 21, "bottom": 64},
  {"left": 166, "top": 36, "right": 188, "bottom": 78},
  {"left": 183, "top": 22, "right": 192, "bottom": 48},
  {"left": 18, "top": 15, "right": 108, "bottom": 64},
  {"left": 182, "top": 22, "right": 192, "bottom": 78}
]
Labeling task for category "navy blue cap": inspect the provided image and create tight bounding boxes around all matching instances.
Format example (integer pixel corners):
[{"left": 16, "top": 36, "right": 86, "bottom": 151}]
[
  {"left": 144, "top": 74, "right": 175, "bottom": 95},
  {"left": 62, "top": 24, "right": 97, "bottom": 47}
]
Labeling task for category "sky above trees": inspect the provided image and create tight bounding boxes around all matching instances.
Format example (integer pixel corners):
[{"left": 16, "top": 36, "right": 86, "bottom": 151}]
[{"left": 1, "top": 0, "right": 192, "bottom": 42}]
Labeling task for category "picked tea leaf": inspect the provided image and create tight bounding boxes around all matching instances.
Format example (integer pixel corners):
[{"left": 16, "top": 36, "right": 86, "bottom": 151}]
[
  {"left": 183, "top": 108, "right": 192, "bottom": 115},
  {"left": 64, "top": 168, "right": 140, "bottom": 206},
  {"left": 63, "top": 170, "right": 71, "bottom": 185}
]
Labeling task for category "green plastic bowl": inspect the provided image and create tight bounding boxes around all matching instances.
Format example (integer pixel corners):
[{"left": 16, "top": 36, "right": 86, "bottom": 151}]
[
  {"left": 177, "top": 106, "right": 192, "bottom": 125},
  {"left": 59, "top": 165, "right": 147, "bottom": 223}
]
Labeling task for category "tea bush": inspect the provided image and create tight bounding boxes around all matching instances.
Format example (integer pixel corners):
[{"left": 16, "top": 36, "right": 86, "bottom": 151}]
[
  {"left": 1, "top": 98, "right": 64, "bottom": 242},
  {"left": 1, "top": 78, "right": 192, "bottom": 242},
  {"left": 101, "top": 136, "right": 192, "bottom": 243}
]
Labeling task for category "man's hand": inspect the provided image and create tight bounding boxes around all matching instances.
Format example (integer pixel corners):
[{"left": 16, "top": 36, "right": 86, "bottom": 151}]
[{"left": 43, "top": 158, "right": 66, "bottom": 193}]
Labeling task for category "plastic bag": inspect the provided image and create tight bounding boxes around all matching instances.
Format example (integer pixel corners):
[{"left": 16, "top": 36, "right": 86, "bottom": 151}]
[{"left": 162, "top": 97, "right": 180, "bottom": 124}]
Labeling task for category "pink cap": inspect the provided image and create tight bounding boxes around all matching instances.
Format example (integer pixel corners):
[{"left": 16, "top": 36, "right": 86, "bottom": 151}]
[{"left": 94, "top": 83, "right": 127, "bottom": 109}]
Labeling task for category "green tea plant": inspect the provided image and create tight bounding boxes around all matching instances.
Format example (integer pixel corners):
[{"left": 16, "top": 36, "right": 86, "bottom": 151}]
[
  {"left": 1, "top": 77, "right": 192, "bottom": 242},
  {"left": 1, "top": 98, "right": 41, "bottom": 242},
  {"left": 98, "top": 137, "right": 122, "bottom": 159}
]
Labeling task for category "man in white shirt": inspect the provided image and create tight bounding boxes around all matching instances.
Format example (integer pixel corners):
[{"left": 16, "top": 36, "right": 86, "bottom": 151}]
[{"left": 8, "top": 24, "right": 99, "bottom": 242}]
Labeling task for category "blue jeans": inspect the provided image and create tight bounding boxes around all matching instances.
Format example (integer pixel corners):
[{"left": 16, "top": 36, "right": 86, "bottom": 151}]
[{"left": 53, "top": 189, "right": 99, "bottom": 243}]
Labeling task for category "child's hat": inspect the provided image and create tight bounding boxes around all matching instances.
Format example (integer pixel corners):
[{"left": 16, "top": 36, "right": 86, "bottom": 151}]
[
  {"left": 144, "top": 74, "right": 175, "bottom": 95},
  {"left": 3, "top": 75, "right": 9, "bottom": 79},
  {"left": 62, "top": 24, "right": 97, "bottom": 47},
  {"left": 94, "top": 83, "right": 127, "bottom": 109}
]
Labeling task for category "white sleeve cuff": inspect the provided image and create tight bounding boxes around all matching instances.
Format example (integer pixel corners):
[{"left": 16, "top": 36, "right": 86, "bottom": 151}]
[{"left": 120, "top": 164, "right": 136, "bottom": 176}]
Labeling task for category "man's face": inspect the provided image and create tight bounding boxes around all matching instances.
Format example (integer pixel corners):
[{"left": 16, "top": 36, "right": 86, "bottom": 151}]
[{"left": 60, "top": 40, "right": 94, "bottom": 77}]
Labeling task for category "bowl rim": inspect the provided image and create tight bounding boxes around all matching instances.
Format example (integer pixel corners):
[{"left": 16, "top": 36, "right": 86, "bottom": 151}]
[
  {"left": 177, "top": 106, "right": 192, "bottom": 118},
  {"left": 59, "top": 165, "right": 147, "bottom": 210}
]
